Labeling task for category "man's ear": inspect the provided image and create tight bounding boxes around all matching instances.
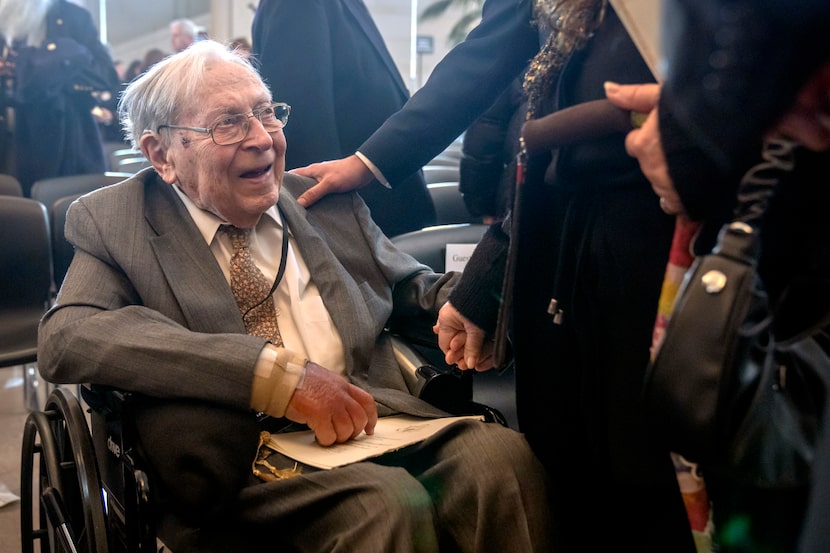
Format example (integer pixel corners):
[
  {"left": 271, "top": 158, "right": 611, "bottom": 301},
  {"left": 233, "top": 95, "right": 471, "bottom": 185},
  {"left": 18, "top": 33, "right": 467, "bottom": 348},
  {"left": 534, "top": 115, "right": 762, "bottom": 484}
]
[{"left": 140, "top": 133, "right": 177, "bottom": 184}]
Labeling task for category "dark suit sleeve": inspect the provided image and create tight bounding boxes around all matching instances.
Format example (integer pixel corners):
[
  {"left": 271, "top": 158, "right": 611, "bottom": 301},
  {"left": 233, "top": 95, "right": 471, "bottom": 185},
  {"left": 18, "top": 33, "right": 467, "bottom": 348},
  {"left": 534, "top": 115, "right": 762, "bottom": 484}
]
[
  {"left": 65, "top": 3, "right": 119, "bottom": 94},
  {"left": 358, "top": 0, "right": 539, "bottom": 185},
  {"left": 252, "top": 0, "right": 342, "bottom": 168},
  {"left": 446, "top": 222, "right": 508, "bottom": 334},
  {"left": 43, "top": 1, "right": 119, "bottom": 98}
]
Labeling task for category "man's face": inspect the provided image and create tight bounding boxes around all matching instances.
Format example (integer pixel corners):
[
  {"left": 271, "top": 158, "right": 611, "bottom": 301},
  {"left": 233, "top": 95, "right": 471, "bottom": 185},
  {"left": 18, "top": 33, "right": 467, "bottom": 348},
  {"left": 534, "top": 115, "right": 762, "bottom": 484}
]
[
  {"left": 158, "top": 62, "right": 286, "bottom": 228},
  {"left": 170, "top": 24, "right": 194, "bottom": 53}
]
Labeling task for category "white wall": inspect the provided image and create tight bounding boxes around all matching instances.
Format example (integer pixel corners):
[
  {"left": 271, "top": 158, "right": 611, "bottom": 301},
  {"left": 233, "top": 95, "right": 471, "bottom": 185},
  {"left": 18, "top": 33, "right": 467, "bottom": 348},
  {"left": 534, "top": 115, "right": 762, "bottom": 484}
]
[
  {"left": 368, "top": 0, "right": 475, "bottom": 92},
  {"left": 96, "top": 0, "right": 471, "bottom": 94},
  {"left": 112, "top": 14, "right": 211, "bottom": 69}
]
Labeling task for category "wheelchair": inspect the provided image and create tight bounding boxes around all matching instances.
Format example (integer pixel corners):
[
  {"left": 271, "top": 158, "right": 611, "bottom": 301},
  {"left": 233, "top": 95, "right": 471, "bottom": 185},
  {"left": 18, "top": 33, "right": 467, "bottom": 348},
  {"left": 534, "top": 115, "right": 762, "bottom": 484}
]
[
  {"left": 20, "top": 335, "right": 506, "bottom": 553},
  {"left": 21, "top": 384, "right": 158, "bottom": 553}
]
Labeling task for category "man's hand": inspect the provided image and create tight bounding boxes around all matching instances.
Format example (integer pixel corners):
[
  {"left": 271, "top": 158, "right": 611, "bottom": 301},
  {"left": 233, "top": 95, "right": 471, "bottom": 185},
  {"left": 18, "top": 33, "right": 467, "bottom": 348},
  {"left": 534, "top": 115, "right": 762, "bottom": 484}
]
[
  {"left": 433, "top": 302, "right": 495, "bottom": 372},
  {"left": 604, "top": 81, "right": 684, "bottom": 215},
  {"left": 291, "top": 155, "right": 375, "bottom": 208},
  {"left": 284, "top": 362, "right": 378, "bottom": 446}
]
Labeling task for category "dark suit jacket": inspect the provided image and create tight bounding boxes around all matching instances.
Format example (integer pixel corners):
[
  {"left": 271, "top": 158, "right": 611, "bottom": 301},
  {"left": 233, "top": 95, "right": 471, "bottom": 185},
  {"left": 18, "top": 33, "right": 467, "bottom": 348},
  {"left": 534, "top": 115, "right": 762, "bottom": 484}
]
[
  {"left": 5, "top": 0, "right": 118, "bottom": 195},
  {"left": 251, "top": 0, "right": 436, "bottom": 237},
  {"left": 358, "top": 0, "right": 539, "bottom": 185}
]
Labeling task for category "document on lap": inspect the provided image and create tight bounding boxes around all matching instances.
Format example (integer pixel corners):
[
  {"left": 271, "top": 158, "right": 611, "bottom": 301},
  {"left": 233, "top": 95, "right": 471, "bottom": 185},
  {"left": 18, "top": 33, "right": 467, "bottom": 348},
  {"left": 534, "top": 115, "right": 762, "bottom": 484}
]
[{"left": 268, "top": 415, "right": 483, "bottom": 469}]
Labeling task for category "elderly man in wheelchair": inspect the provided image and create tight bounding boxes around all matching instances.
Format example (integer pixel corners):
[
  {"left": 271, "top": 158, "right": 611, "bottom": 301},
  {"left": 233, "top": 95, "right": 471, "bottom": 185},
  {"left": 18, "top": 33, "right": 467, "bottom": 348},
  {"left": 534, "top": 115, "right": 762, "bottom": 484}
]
[{"left": 27, "top": 40, "right": 553, "bottom": 553}]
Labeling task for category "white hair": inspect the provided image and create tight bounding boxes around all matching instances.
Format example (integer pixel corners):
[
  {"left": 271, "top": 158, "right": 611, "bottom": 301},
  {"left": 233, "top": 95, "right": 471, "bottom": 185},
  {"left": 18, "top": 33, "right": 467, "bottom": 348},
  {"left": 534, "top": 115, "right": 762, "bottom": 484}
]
[
  {"left": 0, "top": 0, "right": 55, "bottom": 47},
  {"left": 119, "top": 40, "right": 269, "bottom": 150}
]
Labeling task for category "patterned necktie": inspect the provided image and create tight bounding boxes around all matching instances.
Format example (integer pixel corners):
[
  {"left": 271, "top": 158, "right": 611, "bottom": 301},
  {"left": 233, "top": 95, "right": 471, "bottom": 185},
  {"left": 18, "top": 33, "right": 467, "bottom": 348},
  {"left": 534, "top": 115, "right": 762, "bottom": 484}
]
[{"left": 222, "top": 225, "right": 283, "bottom": 346}]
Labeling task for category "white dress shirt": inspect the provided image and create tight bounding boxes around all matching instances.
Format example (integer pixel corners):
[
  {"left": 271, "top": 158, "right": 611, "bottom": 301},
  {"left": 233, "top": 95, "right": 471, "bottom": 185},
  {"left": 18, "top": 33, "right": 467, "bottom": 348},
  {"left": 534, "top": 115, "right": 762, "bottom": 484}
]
[{"left": 173, "top": 185, "right": 346, "bottom": 376}]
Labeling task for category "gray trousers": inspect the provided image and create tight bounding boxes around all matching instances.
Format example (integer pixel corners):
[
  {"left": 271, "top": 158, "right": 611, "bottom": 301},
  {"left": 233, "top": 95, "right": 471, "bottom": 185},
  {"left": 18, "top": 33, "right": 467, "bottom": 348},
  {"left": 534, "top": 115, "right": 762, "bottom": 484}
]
[{"left": 165, "top": 420, "right": 554, "bottom": 553}]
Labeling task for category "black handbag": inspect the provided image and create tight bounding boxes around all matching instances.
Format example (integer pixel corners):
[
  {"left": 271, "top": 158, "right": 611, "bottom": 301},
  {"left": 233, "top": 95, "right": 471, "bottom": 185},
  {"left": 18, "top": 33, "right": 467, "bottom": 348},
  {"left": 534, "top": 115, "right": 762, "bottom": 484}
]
[{"left": 643, "top": 138, "right": 829, "bottom": 489}]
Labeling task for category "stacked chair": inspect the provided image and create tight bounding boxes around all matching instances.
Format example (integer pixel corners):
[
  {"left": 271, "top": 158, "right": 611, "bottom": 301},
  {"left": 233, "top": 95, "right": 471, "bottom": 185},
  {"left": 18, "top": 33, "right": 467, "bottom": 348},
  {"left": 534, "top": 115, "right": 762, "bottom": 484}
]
[
  {"left": 421, "top": 151, "right": 481, "bottom": 227},
  {"left": 30, "top": 173, "right": 132, "bottom": 216},
  {"left": 391, "top": 222, "right": 518, "bottom": 430},
  {"left": 0, "top": 171, "right": 131, "bottom": 413},
  {"left": 0, "top": 173, "right": 24, "bottom": 196},
  {"left": 30, "top": 172, "right": 132, "bottom": 298},
  {"left": 0, "top": 196, "right": 53, "bottom": 411}
]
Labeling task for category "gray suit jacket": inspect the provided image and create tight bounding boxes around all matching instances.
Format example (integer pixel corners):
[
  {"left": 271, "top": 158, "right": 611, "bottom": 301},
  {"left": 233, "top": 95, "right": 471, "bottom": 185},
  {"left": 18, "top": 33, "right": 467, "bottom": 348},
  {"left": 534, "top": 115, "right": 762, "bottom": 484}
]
[
  {"left": 39, "top": 168, "right": 455, "bottom": 418},
  {"left": 39, "top": 168, "right": 460, "bottom": 523}
]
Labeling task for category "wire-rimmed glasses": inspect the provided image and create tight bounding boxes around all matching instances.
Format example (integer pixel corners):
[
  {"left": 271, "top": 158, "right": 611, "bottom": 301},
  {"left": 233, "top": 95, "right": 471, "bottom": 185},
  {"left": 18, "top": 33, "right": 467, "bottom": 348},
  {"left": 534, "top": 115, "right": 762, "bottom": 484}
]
[{"left": 157, "top": 102, "right": 290, "bottom": 145}]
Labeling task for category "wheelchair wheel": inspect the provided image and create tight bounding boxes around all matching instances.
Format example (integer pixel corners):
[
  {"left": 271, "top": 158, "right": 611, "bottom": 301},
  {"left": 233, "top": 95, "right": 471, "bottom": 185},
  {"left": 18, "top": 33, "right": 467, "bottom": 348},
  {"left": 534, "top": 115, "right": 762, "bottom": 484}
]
[{"left": 21, "top": 387, "right": 109, "bottom": 553}]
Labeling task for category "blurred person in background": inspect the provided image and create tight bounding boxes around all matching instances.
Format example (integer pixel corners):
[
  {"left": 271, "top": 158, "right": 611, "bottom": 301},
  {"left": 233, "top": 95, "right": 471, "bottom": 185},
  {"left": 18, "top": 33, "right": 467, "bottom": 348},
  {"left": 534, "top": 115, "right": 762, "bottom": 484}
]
[
  {"left": 169, "top": 17, "right": 198, "bottom": 53},
  {"left": 0, "top": 0, "right": 118, "bottom": 196},
  {"left": 251, "top": 0, "right": 436, "bottom": 237}
]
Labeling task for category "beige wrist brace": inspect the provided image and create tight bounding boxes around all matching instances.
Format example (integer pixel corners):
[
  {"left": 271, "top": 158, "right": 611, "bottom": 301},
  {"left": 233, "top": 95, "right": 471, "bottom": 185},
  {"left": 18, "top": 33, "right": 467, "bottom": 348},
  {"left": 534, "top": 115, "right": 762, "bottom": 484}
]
[{"left": 250, "top": 346, "right": 308, "bottom": 417}]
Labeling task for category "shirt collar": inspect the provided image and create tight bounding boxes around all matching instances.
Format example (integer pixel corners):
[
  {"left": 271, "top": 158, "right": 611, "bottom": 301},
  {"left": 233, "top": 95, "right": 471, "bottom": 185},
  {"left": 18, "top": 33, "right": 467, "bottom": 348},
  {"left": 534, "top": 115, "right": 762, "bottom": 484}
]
[{"left": 171, "top": 184, "right": 282, "bottom": 246}]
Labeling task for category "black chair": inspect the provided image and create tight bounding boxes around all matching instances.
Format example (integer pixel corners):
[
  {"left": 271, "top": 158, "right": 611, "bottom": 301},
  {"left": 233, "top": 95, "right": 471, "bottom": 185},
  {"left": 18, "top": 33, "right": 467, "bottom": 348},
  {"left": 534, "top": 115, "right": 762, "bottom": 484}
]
[
  {"left": 426, "top": 182, "right": 481, "bottom": 225},
  {"left": 50, "top": 193, "right": 83, "bottom": 290},
  {"left": 390, "top": 222, "right": 487, "bottom": 370},
  {"left": 421, "top": 165, "right": 460, "bottom": 185},
  {"left": 30, "top": 172, "right": 132, "bottom": 217},
  {"left": 391, "top": 222, "right": 488, "bottom": 272},
  {"left": 0, "top": 173, "right": 23, "bottom": 196},
  {"left": 426, "top": 140, "right": 463, "bottom": 168},
  {"left": 427, "top": 154, "right": 461, "bottom": 168},
  {"left": 115, "top": 157, "right": 151, "bottom": 175},
  {"left": 107, "top": 148, "right": 142, "bottom": 172},
  {"left": 21, "top": 336, "right": 503, "bottom": 553},
  {"left": 103, "top": 141, "right": 133, "bottom": 171},
  {"left": 0, "top": 197, "right": 53, "bottom": 411}
]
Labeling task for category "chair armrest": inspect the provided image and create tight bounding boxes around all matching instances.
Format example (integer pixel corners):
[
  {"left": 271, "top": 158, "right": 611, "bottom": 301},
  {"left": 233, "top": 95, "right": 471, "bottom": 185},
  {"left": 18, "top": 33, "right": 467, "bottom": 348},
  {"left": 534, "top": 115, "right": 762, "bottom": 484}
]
[{"left": 389, "top": 333, "right": 510, "bottom": 426}]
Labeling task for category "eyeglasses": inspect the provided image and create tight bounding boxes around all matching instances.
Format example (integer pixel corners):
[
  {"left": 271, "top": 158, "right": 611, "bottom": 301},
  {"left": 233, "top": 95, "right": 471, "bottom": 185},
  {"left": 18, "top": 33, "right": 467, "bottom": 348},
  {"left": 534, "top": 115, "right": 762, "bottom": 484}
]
[{"left": 157, "top": 102, "right": 290, "bottom": 145}]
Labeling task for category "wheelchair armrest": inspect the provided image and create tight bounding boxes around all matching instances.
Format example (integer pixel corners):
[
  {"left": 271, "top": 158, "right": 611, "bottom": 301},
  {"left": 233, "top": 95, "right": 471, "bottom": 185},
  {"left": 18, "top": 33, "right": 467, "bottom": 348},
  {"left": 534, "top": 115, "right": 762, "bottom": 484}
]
[
  {"left": 390, "top": 333, "right": 505, "bottom": 425},
  {"left": 390, "top": 333, "right": 468, "bottom": 401},
  {"left": 81, "top": 384, "right": 133, "bottom": 416}
]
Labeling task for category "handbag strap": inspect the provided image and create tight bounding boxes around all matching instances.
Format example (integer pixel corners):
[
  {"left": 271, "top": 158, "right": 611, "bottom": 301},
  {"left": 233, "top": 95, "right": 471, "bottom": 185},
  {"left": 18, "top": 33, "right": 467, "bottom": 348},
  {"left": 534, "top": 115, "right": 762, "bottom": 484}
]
[
  {"left": 733, "top": 136, "right": 798, "bottom": 229},
  {"left": 650, "top": 137, "right": 800, "bottom": 360}
]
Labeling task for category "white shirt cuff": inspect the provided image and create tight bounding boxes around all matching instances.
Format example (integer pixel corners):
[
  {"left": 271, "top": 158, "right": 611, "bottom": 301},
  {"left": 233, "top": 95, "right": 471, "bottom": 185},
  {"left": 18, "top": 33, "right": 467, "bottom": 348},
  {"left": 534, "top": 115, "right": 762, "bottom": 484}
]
[{"left": 355, "top": 151, "right": 391, "bottom": 188}]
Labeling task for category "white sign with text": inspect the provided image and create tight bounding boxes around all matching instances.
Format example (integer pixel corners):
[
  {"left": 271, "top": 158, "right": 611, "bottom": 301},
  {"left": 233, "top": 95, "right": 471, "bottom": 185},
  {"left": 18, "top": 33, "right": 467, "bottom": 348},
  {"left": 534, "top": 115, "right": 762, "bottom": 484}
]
[{"left": 445, "top": 243, "right": 477, "bottom": 272}]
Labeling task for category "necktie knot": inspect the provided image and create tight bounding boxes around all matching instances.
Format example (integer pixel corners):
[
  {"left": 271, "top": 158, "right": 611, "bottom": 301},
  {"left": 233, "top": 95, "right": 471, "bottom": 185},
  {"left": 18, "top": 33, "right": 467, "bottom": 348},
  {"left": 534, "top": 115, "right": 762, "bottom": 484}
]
[{"left": 222, "top": 225, "right": 252, "bottom": 252}]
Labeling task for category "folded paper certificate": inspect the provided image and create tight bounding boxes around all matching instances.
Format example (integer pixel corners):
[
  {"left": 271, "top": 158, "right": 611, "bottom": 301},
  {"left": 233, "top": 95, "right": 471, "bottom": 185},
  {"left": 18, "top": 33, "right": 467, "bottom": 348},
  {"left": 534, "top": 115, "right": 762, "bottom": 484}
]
[{"left": 267, "top": 414, "right": 483, "bottom": 469}]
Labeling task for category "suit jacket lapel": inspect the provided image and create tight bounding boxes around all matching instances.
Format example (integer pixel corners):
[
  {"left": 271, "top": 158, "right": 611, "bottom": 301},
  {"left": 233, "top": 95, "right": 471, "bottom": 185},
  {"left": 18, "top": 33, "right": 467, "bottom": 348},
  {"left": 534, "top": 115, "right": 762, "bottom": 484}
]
[
  {"left": 141, "top": 176, "right": 375, "bottom": 379},
  {"left": 277, "top": 189, "right": 374, "bottom": 381},
  {"left": 343, "top": 0, "right": 409, "bottom": 99},
  {"left": 144, "top": 177, "right": 245, "bottom": 335}
]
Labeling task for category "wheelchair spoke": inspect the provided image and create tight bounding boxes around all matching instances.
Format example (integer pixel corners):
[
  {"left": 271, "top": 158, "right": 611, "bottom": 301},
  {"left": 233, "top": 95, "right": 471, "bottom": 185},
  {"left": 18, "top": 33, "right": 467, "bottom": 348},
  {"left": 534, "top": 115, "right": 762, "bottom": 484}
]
[{"left": 21, "top": 388, "right": 110, "bottom": 553}]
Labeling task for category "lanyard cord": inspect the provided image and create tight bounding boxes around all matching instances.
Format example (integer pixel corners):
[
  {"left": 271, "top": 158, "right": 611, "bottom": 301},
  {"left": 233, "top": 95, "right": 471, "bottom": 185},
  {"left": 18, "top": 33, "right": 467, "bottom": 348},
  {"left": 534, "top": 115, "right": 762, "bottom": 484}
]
[{"left": 242, "top": 204, "right": 290, "bottom": 318}]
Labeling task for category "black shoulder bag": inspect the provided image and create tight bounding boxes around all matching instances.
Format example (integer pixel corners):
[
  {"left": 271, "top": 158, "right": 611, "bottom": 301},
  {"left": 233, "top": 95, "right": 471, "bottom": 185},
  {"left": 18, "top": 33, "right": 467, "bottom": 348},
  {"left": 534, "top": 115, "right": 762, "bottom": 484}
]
[{"left": 643, "top": 137, "right": 829, "bottom": 490}]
